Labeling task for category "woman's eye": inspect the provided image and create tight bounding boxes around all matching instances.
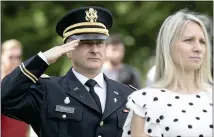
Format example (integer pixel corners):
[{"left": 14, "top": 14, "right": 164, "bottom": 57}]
[
  {"left": 184, "top": 39, "right": 193, "bottom": 42},
  {"left": 200, "top": 40, "right": 206, "bottom": 45}
]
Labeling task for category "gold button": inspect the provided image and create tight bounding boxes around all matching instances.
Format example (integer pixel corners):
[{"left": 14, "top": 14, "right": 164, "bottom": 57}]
[{"left": 100, "top": 121, "right": 104, "bottom": 126}]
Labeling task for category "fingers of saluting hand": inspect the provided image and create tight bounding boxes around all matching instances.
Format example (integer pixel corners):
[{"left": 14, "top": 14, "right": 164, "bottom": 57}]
[
  {"left": 61, "top": 39, "right": 80, "bottom": 53},
  {"left": 63, "top": 39, "right": 80, "bottom": 48}
]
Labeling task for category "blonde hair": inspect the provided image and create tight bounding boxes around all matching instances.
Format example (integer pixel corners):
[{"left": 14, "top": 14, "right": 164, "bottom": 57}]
[
  {"left": 1, "top": 39, "right": 22, "bottom": 54},
  {"left": 153, "top": 9, "right": 212, "bottom": 91}
]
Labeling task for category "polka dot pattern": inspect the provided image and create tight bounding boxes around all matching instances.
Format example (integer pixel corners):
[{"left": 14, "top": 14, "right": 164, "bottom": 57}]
[{"left": 122, "top": 88, "right": 212, "bottom": 137}]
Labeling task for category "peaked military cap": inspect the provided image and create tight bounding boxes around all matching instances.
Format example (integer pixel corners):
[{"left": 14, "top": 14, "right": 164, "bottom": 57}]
[{"left": 56, "top": 6, "right": 113, "bottom": 43}]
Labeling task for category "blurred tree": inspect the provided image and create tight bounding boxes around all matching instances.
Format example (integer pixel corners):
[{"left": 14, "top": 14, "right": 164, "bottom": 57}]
[{"left": 1, "top": 1, "right": 213, "bottom": 86}]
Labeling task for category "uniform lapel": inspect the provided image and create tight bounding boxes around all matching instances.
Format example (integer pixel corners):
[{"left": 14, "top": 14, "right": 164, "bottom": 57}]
[
  {"left": 102, "top": 75, "right": 126, "bottom": 120},
  {"left": 65, "top": 68, "right": 101, "bottom": 113}
]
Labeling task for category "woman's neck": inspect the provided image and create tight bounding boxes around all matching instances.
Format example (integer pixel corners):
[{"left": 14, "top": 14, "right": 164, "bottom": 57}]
[{"left": 170, "top": 68, "right": 199, "bottom": 93}]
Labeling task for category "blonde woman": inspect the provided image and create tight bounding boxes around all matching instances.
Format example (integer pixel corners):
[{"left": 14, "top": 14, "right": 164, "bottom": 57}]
[{"left": 122, "top": 9, "right": 212, "bottom": 137}]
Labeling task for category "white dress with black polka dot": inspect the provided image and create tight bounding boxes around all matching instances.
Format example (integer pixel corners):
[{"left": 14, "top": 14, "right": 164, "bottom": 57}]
[{"left": 122, "top": 87, "right": 212, "bottom": 137}]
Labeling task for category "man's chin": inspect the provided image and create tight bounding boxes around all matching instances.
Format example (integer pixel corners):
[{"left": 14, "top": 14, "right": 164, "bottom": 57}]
[
  {"left": 87, "top": 65, "right": 102, "bottom": 71},
  {"left": 110, "top": 60, "right": 121, "bottom": 66}
]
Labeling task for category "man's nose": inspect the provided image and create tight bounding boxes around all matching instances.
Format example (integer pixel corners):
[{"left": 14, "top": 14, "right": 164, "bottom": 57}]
[{"left": 91, "top": 44, "right": 100, "bottom": 53}]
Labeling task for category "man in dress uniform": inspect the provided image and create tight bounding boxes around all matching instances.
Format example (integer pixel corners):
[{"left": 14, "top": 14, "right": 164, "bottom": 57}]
[{"left": 1, "top": 6, "right": 135, "bottom": 137}]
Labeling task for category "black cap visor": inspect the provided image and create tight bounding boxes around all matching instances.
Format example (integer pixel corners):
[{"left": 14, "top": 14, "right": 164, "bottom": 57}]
[{"left": 65, "top": 33, "right": 108, "bottom": 43}]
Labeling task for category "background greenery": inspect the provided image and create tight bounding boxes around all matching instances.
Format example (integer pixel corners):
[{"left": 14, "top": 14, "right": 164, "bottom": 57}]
[{"left": 1, "top": 1, "right": 213, "bottom": 87}]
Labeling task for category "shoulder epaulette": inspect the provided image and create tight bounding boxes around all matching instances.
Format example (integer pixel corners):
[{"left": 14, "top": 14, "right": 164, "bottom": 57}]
[{"left": 128, "top": 85, "right": 138, "bottom": 91}]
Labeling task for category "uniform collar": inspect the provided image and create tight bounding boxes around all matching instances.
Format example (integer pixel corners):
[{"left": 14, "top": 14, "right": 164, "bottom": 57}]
[{"left": 72, "top": 68, "right": 105, "bottom": 89}]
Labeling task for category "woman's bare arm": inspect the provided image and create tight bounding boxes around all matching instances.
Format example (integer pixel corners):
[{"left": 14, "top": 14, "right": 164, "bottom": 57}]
[{"left": 131, "top": 112, "right": 150, "bottom": 137}]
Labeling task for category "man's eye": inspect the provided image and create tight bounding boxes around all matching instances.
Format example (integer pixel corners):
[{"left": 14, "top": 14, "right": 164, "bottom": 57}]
[
  {"left": 80, "top": 41, "right": 91, "bottom": 44},
  {"left": 96, "top": 41, "right": 104, "bottom": 45},
  {"left": 79, "top": 40, "right": 104, "bottom": 45}
]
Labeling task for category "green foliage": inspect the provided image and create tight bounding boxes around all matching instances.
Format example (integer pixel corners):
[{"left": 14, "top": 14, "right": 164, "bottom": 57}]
[{"left": 1, "top": 1, "right": 213, "bottom": 86}]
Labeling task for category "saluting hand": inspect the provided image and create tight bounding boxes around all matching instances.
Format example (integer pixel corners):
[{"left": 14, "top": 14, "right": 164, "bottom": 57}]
[{"left": 43, "top": 39, "right": 80, "bottom": 64}]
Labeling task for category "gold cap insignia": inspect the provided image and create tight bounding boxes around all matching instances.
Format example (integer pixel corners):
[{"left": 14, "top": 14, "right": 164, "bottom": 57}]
[{"left": 85, "top": 8, "right": 98, "bottom": 22}]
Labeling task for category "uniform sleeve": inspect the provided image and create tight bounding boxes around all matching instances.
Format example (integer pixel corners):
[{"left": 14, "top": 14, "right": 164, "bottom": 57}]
[
  {"left": 122, "top": 88, "right": 162, "bottom": 137},
  {"left": 1, "top": 54, "right": 49, "bottom": 123},
  {"left": 38, "top": 51, "right": 49, "bottom": 65}
]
